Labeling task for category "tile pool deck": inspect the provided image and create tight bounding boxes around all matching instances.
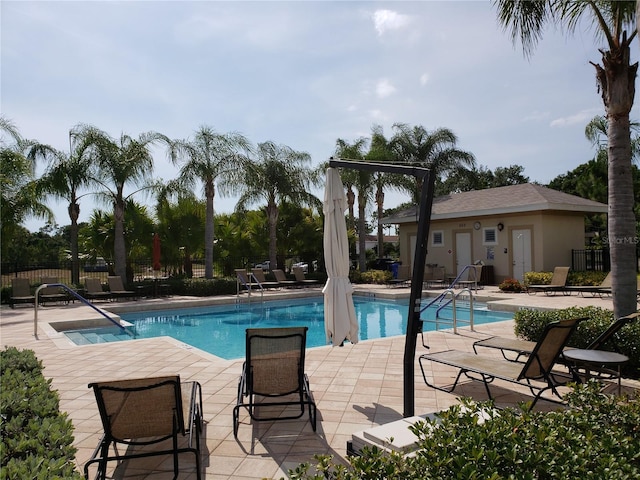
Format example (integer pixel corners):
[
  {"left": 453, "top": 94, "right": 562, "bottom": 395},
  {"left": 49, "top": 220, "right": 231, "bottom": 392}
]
[{"left": 1, "top": 285, "right": 638, "bottom": 479}]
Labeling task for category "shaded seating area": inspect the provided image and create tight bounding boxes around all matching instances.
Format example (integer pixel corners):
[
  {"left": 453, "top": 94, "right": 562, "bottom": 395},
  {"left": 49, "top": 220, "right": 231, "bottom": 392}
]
[
  {"left": 39, "top": 276, "right": 69, "bottom": 305},
  {"left": 419, "top": 317, "right": 584, "bottom": 408},
  {"left": 272, "top": 268, "right": 298, "bottom": 288},
  {"left": 83, "top": 278, "right": 112, "bottom": 302},
  {"left": 292, "top": 266, "right": 319, "bottom": 287},
  {"left": 9, "top": 278, "right": 35, "bottom": 308},
  {"left": 84, "top": 375, "right": 203, "bottom": 480},
  {"left": 526, "top": 266, "right": 570, "bottom": 295},
  {"left": 233, "top": 326, "right": 317, "bottom": 437},
  {"left": 107, "top": 276, "right": 136, "bottom": 300}
]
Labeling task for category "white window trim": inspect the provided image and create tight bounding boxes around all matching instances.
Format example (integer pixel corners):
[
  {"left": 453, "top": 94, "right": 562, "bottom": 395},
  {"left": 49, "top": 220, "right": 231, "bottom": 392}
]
[
  {"left": 432, "top": 230, "right": 444, "bottom": 246},
  {"left": 482, "top": 227, "right": 498, "bottom": 246}
]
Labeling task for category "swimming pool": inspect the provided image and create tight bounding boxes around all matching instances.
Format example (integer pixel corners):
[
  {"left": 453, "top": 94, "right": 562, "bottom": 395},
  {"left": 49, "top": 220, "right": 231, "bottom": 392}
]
[{"left": 63, "top": 296, "right": 513, "bottom": 359}]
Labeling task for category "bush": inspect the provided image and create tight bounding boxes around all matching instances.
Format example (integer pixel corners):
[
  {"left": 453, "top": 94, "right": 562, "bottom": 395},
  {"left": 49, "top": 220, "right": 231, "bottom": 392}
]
[
  {"left": 355, "top": 270, "right": 393, "bottom": 285},
  {"left": 1, "top": 347, "right": 83, "bottom": 479},
  {"left": 287, "top": 384, "right": 640, "bottom": 479},
  {"left": 514, "top": 306, "right": 639, "bottom": 376},
  {"left": 524, "top": 270, "right": 608, "bottom": 287},
  {"left": 498, "top": 278, "right": 525, "bottom": 292}
]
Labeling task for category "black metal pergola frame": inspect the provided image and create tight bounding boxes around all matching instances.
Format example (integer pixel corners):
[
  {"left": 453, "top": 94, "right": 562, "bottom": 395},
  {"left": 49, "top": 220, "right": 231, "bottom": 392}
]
[{"left": 328, "top": 158, "right": 435, "bottom": 417}]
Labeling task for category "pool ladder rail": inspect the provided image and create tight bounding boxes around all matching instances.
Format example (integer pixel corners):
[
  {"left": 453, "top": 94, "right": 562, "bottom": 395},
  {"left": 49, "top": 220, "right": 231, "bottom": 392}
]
[
  {"left": 33, "top": 283, "right": 129, "bottom": 339},
  {"left": 418, "top": 283, "right": 475, "bottom": 349},
  {"left": 236, "top": 272, "right": 264, "bottom": 301}
]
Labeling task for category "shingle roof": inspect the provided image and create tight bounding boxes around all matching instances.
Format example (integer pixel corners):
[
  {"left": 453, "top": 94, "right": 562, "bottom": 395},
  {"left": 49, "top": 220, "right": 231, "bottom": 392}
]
[{"left": 383, "top": 183, "right": 607, "bottom": 223}]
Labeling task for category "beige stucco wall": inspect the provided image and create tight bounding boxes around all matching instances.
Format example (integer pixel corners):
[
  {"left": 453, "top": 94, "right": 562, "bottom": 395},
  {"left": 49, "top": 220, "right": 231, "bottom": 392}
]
[{"left": 397, "top": 211, "right": 586, "bottom": 284}]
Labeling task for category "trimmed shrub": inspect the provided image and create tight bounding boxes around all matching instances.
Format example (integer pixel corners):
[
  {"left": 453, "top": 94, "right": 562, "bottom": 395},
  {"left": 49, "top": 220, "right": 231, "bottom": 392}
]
[
  {"left": 498, "top": 278, "right": 525, "bottom": 292},
  {"left": 288, "top": 384, "right": 640, "bottom": 480},
  {"left": 524, "top": 270, "right": 608, "bottom": 287},
  {"left": 1, "top": 347, "right": 83, "bottom": 479},
  {"left": 514, "top": 306, "right": 639, "bottom": 376}
]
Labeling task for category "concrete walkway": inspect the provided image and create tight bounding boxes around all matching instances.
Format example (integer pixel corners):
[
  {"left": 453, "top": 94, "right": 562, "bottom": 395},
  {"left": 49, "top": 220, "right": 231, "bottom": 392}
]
[{"left": 1, "top": 285, "right": 636, "bottom": 479}]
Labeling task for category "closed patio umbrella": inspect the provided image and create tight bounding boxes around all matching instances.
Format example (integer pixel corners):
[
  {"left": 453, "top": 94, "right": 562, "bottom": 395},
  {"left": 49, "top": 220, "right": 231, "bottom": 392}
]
[{"left": 322, "top": 167, "right": 358, "bottom": 345}]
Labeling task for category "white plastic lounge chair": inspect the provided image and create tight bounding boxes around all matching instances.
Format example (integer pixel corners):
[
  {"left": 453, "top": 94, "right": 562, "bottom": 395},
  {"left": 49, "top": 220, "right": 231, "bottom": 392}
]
[{"left": 419, "top": 317, "right": 584, "bottom": 408}]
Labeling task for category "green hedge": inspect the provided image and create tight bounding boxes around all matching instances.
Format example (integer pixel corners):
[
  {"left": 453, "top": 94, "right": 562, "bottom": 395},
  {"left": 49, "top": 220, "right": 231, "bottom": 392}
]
[
  {"left": 524, "top": 270, "right": 609, "bottom": 286},
  {"left": 288, "top": 385, "right": 640, "bottom": 479},
  {"left": 0, "top": 347, "right": 83, "bottom": 479},
  {"left": 514, "top": 306, "right": 639, "bottom": 376}
]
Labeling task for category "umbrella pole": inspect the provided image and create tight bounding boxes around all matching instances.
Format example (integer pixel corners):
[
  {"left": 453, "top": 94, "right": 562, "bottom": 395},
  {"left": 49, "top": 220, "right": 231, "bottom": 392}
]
[{"left": 403, "top": 172, "right": 435, "bottom": 418}]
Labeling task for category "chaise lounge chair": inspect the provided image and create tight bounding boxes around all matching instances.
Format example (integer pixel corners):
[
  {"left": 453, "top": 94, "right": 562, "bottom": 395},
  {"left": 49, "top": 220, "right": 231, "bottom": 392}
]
[
  {"left": 473, "top": 311, "right": 639, "bottom": 363},
  {"left": 419, "top": 317, "right": 584, "bottom": 408},
  {"left": 455, "top": 265, "right": 483, "bottom": 291},
  {"left": 423, "top": 265, "right": 447, "bottom": 289},
  {"left": 389, "top": 264, "right": 411, "bottom": 288},
  {"left": 250, "top": 268, "right": 280, "bottom": 288},
  {"left": 526, "top": 266, "right": 570, "bottom": 296},
  {"left": 292, "top": 266, "right": 319, "bottom": 287},
  {"left": 9, "top": 278, "right": 35, "bottom": 308},
  {"left": 107, "top": 275, "right": 136, "bottom": 301},
  {"left": 83, "top": 278, "right": 112, "bottom": 302},
  {"left": 235, "top": 268, "right": 262, "bottom": 293},
  {"left": 272, "top": 269, "right": 298, "bottom": 288},
  {"left": 84, "top": 375, "right": 203, "bottom": 480},
  {"left": 39, "top": 276, "right": 69, "bottom": 305},
  {"left": 564, "top": 272, "right": 612, "bottom": 297},
  {"left": 233, "top": 326, "right": 317, "bottom": 437}
]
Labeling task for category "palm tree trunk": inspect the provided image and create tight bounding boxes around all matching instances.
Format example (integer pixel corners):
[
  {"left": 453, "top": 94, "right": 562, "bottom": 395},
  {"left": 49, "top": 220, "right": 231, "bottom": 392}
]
[
  {"left": 68, "top": 201, "right": 80, "bottom": 285},
  {"left": 376, "top": 187, "right": 384, "bottom": 258},
  {"left": 204, "top": 181, "right": 215, "bottom": 279},
  {"left": 358, "top": 196, "right": 366, "bottom": 272},
  {"left": 267, "top": 202, "right": 278, "bottom": 270},
  {"left": 113, "top": 198, "right": 127, "bottom": 283}
]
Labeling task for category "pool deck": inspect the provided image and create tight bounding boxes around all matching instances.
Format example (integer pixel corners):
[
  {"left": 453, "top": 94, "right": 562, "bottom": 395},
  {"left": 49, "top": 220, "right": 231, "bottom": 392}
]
[{"left": 1, "top": 284, "right": 638, "bottom": 479}]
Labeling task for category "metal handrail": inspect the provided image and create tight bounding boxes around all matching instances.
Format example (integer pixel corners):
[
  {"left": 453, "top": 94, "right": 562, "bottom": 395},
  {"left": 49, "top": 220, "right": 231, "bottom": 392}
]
[
  {"left": 34, "top": 283, "right": 125, "bottom": 338},
  {"left": 236, "top": 273, "right": 264, "bottom": 301}
]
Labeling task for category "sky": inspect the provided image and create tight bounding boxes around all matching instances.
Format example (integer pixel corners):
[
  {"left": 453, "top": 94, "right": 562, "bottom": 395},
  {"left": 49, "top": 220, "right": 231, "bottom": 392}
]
[{"left": 2, "top": 1, "right": 638, "bottom": 232}]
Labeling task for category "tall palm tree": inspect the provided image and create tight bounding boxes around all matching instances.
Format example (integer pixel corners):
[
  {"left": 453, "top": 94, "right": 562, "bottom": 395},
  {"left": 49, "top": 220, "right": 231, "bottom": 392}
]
[
  {"left": 171, "top": 126, "right": 252, "bottom": 279},
  {"left": 1, "top": 117, "right": 53, "bottom": 257},
  {"left": 232, "top": 141, "right": 320, "bottom": 270},
  {"left": 390, "top": 123, "right": 476, "bottom": 202},
  {"left": 29, "top": 131, "right": 97, "bottom": 284},
  {"left": 334, "top": 137, "right": 372, "bottom": 271},
  {"left": 77, "top": 124, "right": 168, "bottom": 283},
  {"left": 494, "top": 0, "right": 638, "bottom": 317}
]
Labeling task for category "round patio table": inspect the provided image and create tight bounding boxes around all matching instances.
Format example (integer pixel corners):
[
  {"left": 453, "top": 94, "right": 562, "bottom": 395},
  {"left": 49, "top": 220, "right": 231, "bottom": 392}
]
[{"left": 563, "top": 349, "right": 628, "bottom": 395}]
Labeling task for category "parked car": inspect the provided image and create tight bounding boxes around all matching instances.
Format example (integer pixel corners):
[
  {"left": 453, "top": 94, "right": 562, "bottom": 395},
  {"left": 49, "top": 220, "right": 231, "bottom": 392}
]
[
  {"left": 253, "top": 261, "right": 270, "bottom": 270},
  {"left": 292, "top": 262, "right": 308, "bottom": 273},
  {"left": 83, "top": 257, "right": 108, "bottom": 272}
]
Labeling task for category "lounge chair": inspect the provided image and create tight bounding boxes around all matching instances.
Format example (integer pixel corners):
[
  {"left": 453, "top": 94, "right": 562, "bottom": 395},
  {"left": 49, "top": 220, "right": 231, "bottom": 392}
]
[
  {"left": 419, "top": 317, "right": 584, "bottom": 408},
  {"left": 107, "top": 275, "right": 136, "bottom": 300},
  {"left": 389, "top": 264, "right": 410, "bottom": 288},
  {"left": 233, "top": 326, "right": 317, "bottom": 437},
  {"left": 39, "top": 276, "right": 69, "bottom": 305},
  {"left": 250, "top": 268, "right": 280, "bottom": 288},
  {"left": 272, "top": 268, "right": 298, "bottom": 288},
  {"left": 526, "top": 266, "right": 570, "bottom": 295},
  {"left": 83, "top": 278, "right": 112, "bottom": 302},
  {"left": 455, "top": 265, "right": 483, "bottom": 291},
  {"left": 9, "top": 278, "right": 35, "bottom": 308},
  {"left": 424, "top": 265, "right": 447, "bottom": 288},
  {"left": 235, "top": 268, "right": 261, "bottom": 293},
  {"left": 564, "top": 272, "right": 612, "bottom": 297},
  {"left": 473, "top": 312, "right": 639, "bottom": 363},
  {"left": 84, "top": 375, "right": 203, "bottom": 480},
  {"left": 292, "top": 266, "right": 319, "bottom": 287}
]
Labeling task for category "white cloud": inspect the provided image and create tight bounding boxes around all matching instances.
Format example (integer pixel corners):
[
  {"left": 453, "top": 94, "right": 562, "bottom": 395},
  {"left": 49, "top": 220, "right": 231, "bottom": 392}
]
[
  {"left": 376, "top": 79, "right": 397, "bottom": 98},
  {"left": 419, "top": 73, "right": 430, "bottom": 86},
  {"left": 372, "top": 9, "right": 410, "bottom": 36},
  {"left": 550, "top": 109, "right": 601, "bottom": 128}
]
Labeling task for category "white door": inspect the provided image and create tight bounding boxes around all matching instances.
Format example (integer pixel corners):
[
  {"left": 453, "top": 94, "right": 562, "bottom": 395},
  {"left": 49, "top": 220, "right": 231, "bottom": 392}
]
[
  {"left": 455, "top": 232, "right": 472, "bottom": 276},
  {"left": 512, "top": 229, "right": 532, "bottom": 282}
]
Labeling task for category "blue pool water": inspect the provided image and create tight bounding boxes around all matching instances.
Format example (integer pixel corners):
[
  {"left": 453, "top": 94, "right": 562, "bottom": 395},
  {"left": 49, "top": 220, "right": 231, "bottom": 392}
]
[{"left": 64, "top": 296, "right": 513, "bottom": 359}]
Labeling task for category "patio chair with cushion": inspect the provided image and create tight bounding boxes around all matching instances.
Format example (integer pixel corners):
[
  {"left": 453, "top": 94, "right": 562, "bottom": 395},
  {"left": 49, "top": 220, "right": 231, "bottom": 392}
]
[
  {"left": 84, "top": 375, "right": 203, "bottom": 480},
  {"left": 526, "top": 266, "right": 570, "bottom": 295},
  {"left": 39, "top": 276, "right": 69, "bottom": 305},
  {"left": 9, "top": 278, "right": 35, "bottom": 308},
  {"left": 272, "top": 269, "right": 298, "bottom": 288},
  {"left": 84, "top": 278, "right": 112, "bottom": 302},
  {"left": 233, "top": 326, "right": 317, "bottom": 437},
  {"left": 107, "top": 275, "right": 136, "bottom": 300},
  {"left": 419, "top": 317, "right": 584, "bottom": 408}
]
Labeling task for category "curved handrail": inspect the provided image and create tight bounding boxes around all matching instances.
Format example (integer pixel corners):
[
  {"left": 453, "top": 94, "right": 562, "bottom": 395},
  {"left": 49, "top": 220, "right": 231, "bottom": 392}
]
[
  {"left": 236, "top": 273, "right": 264, "bottom": 301},
  {"left": 34, "top": 283, "right": 125, "bottom": 338}
]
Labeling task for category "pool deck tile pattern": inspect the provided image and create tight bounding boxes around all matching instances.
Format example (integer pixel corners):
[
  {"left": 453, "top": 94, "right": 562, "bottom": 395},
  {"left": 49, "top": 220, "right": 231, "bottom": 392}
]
[{"left": 1, "top": 284, "right": 638, "bottom": 479}]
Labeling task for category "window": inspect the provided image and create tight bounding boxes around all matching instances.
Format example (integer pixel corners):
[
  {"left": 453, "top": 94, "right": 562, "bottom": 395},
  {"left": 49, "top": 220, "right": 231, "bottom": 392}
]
[
  {"left": 432, "top": 230, "right": 444, "bottom": 246},
  {"left": 483, "top": 227, "right": 497, "bottom": 245}
]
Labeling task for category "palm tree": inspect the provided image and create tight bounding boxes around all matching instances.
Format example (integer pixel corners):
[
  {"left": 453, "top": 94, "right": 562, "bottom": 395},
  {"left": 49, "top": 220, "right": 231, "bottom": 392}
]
[
  {"left": 77, "top": 124, "right": 168, "bottom": 283},
  {"left": 494, "top": 0, "right": 638, "bottom": 317},
  {"left": 171, "top": 126, "right": 252, "bottom": 279},
  {"left": 334, "top": 137, "right": 372, "bottom": 271},
  {"left": 232, "top": 141, "right": 320, "bottom": 270},
  {"left": 29, "top": 132, "right": 97, "bottom": 284},
  {"left": 390, "top": 123, "right": 476, "bottom": 201},
  {"left": 1, "top": 117, "right": 53, "bottom": 258}
]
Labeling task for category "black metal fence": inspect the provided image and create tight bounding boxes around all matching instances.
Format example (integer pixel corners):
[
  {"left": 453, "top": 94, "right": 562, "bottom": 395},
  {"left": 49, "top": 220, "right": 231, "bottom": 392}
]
[{"left": 571, "top": 249, "right": 610, "bottom": 272}]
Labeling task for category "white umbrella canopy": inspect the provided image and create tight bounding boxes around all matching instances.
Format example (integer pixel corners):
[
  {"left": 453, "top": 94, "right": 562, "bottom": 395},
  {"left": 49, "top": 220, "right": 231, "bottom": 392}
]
[{"left": 322, "top": 167, "right": 358, "bottom": 345}]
